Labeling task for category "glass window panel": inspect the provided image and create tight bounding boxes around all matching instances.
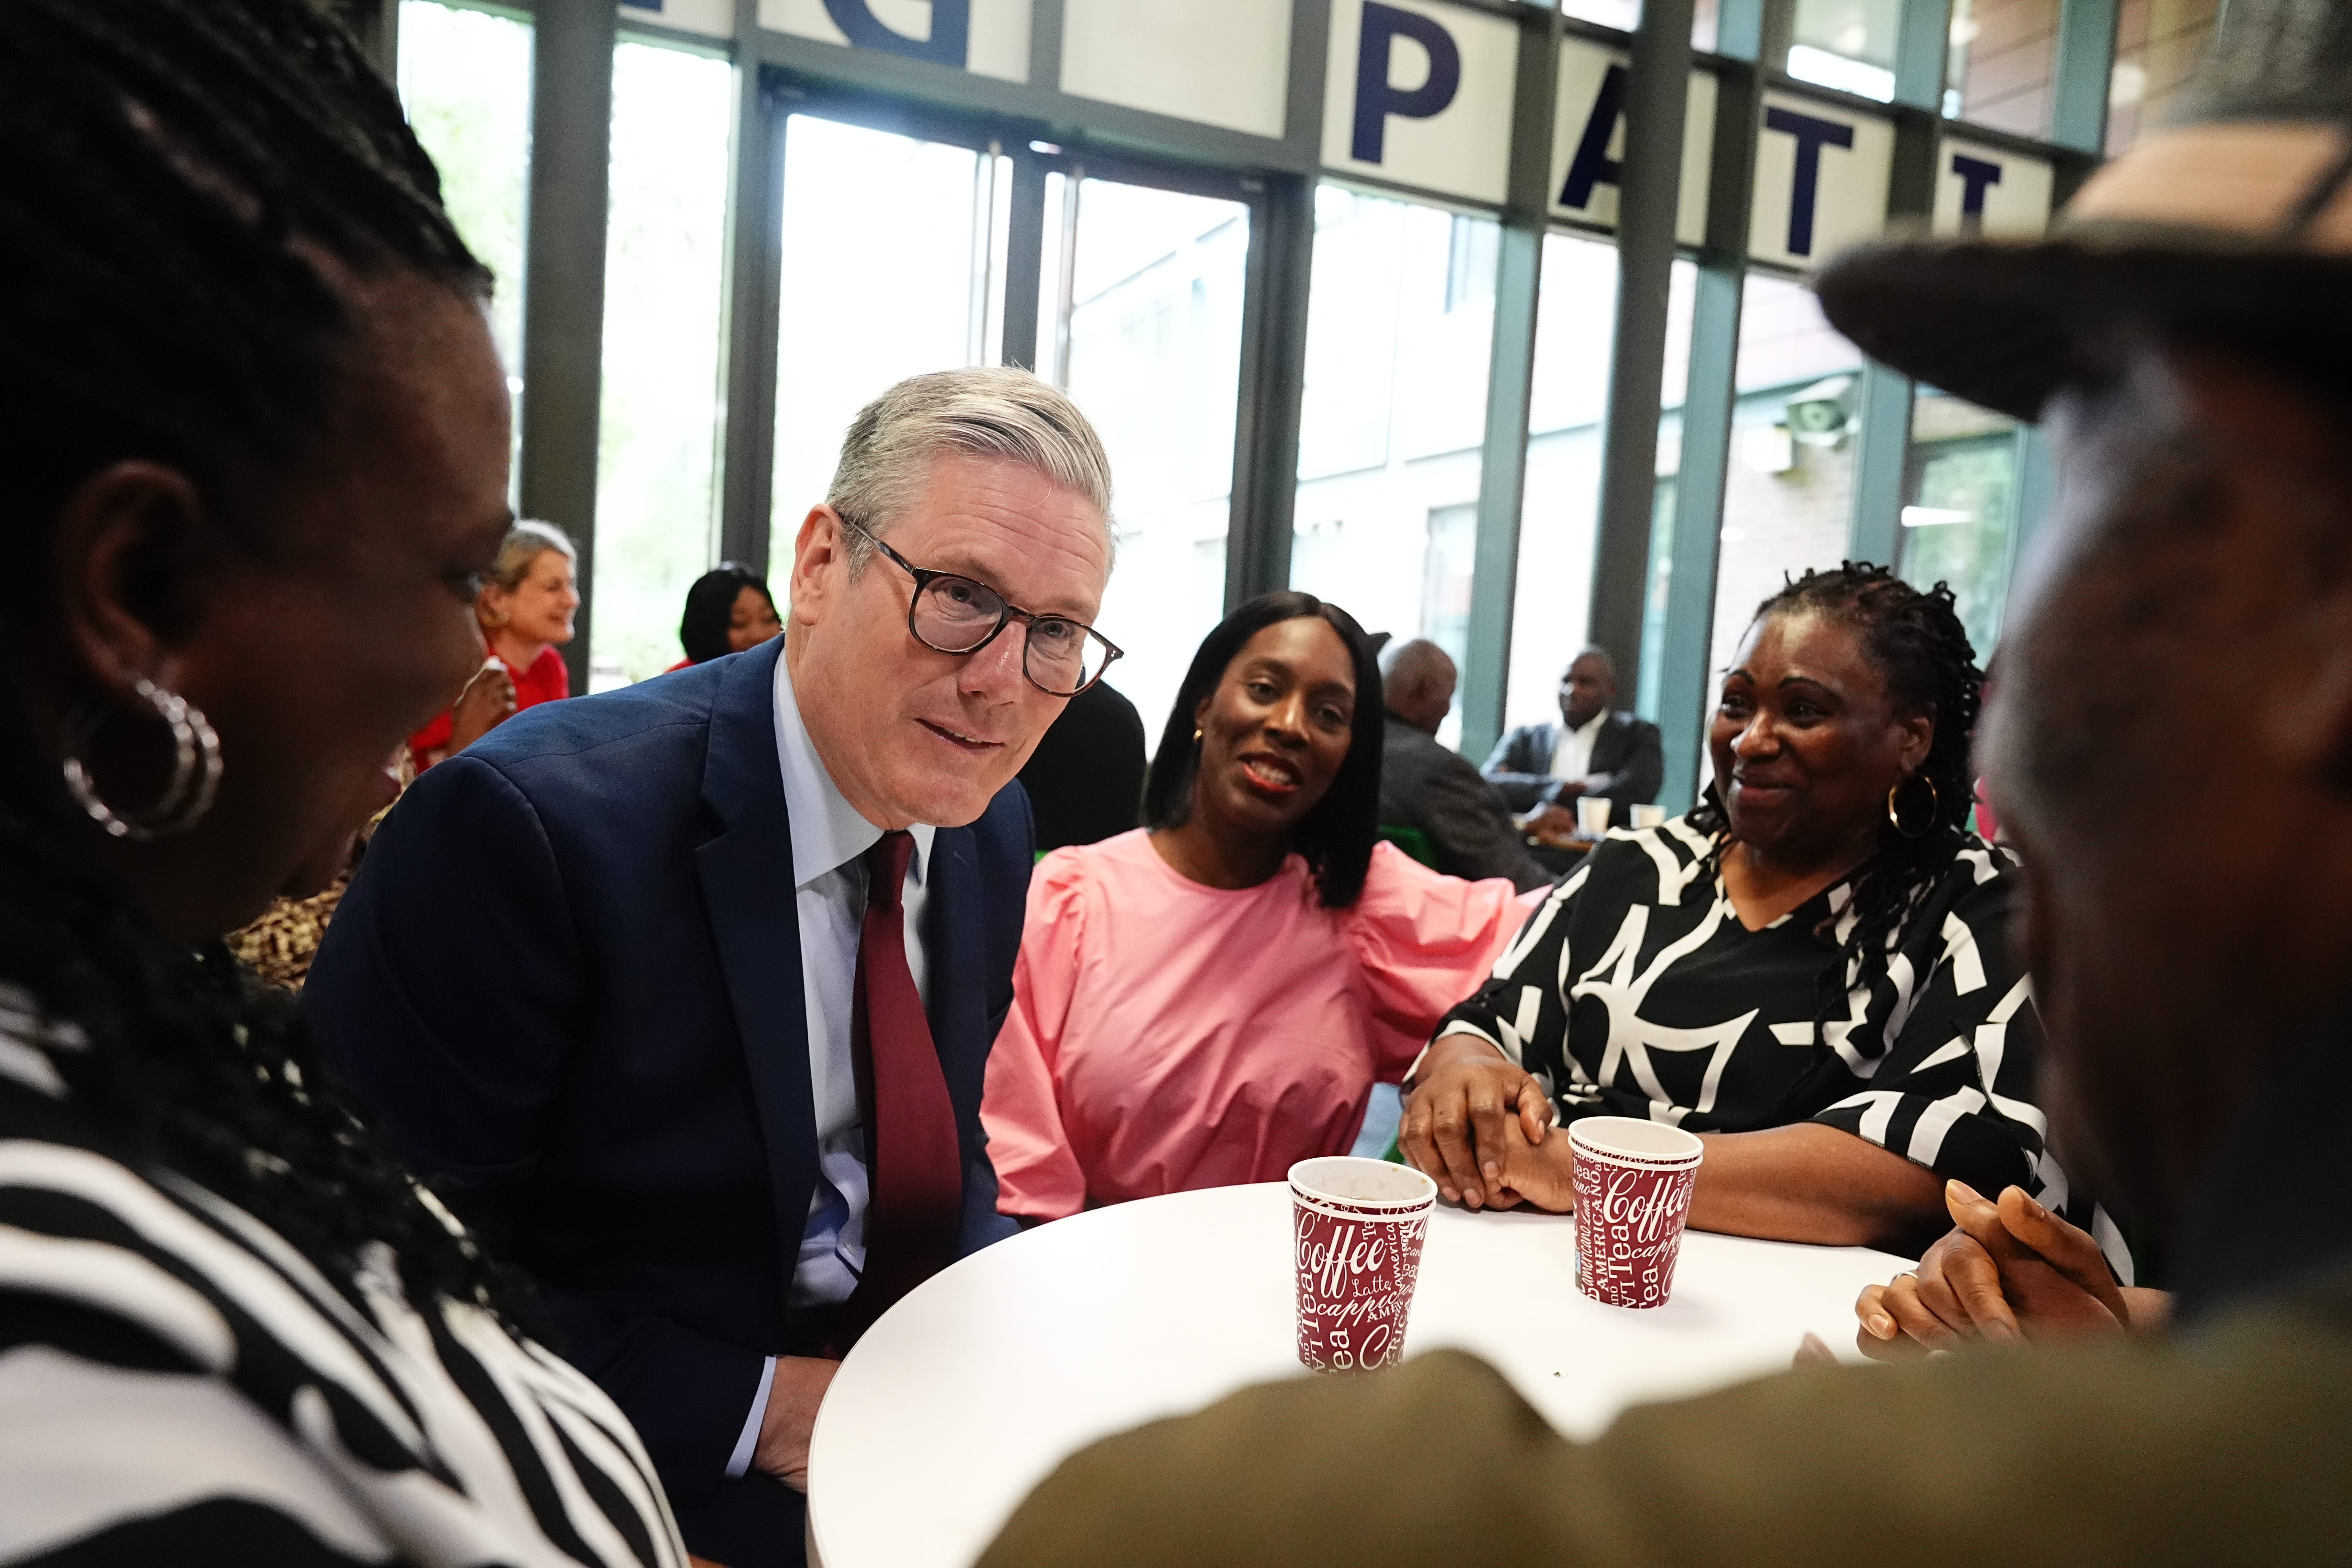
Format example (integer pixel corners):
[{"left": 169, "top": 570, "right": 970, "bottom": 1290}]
[
  {"left": 396, "top": 1, "right": 531, "bottom": 453},
  {"left": 590, "top": 41, "right": 733, "bottom": 688},
  {"left": 1899, "top": 390, "right": 2019, "bottom": 659},
  {"left": 1553, "top": 0, "right": 1720, "bottom": 45},
  {"left": 1693, "top": 0, "right": 1721, "bottom": 50},
  {"left": 770, "top": 117, "right": 1011, "bottom": 572},
  {"left": 1702, "top": 274, "right": 1866, "bottom": 787},
  {"left": 1506, "top": 240, "right": 1697, "bottom": 740},
  {"left": 1293, "top": 186, "right": 1497, "bottom": 745},
  {"left": 1561, "top": 0, "right": 1641, "bottom": 31},
  {"left": 1049, "top": 176, "right": 1250, "bottom": 753},
  {"left": 1944, "top": 0, "right": 2059, "bottom": 136},
  {"left": 2107, "top": 0, "right": 2221, "bottom": 153},
  {"left": 1788, "top": 0, "right": 1902, "bottom": 100}
]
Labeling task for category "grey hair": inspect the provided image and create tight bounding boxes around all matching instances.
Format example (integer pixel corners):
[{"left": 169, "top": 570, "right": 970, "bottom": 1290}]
[
  {"left": 825, "top": 367, "right": 1114, "bottom": 570},
  {"left": 485, "top": 519, "right": 576, "bottom": 593}
]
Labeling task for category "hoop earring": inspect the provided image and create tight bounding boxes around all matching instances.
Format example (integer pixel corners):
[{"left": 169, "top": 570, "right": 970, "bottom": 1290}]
[
  {"left": 1885, "top": 773, "right": 1938, "bottom": 840},
  {"left": 1192, "top": 728, "right": 1203, "bottom": 745},
  {"left": 61, "top": 677, "right": 223, "bottom": 841}
]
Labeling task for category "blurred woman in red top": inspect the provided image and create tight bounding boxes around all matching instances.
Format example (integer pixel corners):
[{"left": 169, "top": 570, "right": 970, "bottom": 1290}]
[{"left": 409, "top": 520, "right": 579, "bottom": 771}]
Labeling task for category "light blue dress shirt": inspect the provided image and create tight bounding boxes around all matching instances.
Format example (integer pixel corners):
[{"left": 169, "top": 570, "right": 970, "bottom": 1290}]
[{"left": 726, "top": 655, "right": 935, "bottom": 1480}]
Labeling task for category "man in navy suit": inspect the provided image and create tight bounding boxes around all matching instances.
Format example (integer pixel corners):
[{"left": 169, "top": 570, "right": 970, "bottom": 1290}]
[{"left": 306, "top": 368, "right": 1120, "bottom": 1567}]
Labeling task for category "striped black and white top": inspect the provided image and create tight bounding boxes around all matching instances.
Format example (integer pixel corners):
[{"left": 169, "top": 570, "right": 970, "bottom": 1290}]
[
  {"left": 0, "top": 1005, "right": 687, "bottom": 1566},
  {"left": 1430, "top": 818, "right": 2135, "bottom": 1282}
]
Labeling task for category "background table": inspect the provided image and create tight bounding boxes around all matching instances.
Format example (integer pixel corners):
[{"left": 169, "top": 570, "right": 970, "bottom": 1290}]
[{"left": 807, "top": 1182, "right": 1913, "bottom": 1568}]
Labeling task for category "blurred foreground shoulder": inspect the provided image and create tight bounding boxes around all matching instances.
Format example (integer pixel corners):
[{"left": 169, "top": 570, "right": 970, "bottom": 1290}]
[
  {"left": 979, "top": 1284, "right": 2352, "bottom": 1568},
  {"left": 978, "top": 1351, "right": 1583, "bottom": 1568}
]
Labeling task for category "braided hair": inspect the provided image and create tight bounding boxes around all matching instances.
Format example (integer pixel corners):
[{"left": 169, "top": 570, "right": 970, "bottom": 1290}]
[
  {"left": 0, "top": 0, "right": 524, "bottom": 1320},
  {"left": 1690, "top": 563, "right": 1984, "bottom": 1054}
]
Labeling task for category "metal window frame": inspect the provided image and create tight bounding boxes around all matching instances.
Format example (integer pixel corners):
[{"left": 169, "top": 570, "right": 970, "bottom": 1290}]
[
  {"left": 1455, "top": 2, "right": 1564, "bottom": 762},
  {"left": 518, "top": 0, "right": 617, "bottom": 696}
]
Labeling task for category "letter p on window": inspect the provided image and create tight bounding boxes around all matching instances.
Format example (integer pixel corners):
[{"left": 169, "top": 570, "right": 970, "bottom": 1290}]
[{"left": 1352, "top": 2, "right": 1463, "bottom": 164}]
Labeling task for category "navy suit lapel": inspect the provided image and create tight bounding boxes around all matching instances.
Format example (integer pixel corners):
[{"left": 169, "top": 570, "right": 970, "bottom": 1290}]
[{"left": 692, "top": 638, "right": 820, "bottom": 1287}]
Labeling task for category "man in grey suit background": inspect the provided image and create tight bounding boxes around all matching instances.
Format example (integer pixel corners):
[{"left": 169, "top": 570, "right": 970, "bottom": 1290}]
[
  {"left": 1376, "top": 640, "right": 1550, "bottom": 891},
  {"left": 1481, "top": 647, "right": 1662, "bottom": 828}
]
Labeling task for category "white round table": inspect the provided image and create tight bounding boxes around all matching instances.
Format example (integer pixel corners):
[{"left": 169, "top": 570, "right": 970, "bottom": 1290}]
[{"left": 806, "top": 1183, "right": 1912, "bottom": 1568}]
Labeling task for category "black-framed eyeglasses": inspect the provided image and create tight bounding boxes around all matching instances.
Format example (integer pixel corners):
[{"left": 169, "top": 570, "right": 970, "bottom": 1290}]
[{"left": 842, "top": 516, "right": 1123, "bottom": 698}]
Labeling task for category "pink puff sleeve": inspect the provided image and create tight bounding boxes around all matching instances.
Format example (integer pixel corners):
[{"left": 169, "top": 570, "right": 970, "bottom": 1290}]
[
  {"left": 981, "top": 849, "right": 1094, "bottom": 1223},
  {"left": 1345, "top": 843, "right": 1548, "bottom": 1080}
]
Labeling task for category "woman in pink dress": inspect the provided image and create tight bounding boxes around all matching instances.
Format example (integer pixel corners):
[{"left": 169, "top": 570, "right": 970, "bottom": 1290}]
[{"left": 984, "top": 592, "right": 1545, "bottom": 1222}]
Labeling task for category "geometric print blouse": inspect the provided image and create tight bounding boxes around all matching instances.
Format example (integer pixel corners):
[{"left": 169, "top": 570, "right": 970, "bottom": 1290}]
[{"left": 1432, "top": 817, "right": 2131, "bottom": 1279}]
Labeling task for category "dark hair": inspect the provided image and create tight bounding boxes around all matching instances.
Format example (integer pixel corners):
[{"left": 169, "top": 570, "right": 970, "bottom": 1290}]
[
  {"left": 679, "top": 562, "right": 777, "bottom": 665},
  {"left": 0, "top": 1, "right": 519, "bottom": 1319},
  {"left": 1142, "top": 592, "right": 1383, "bottom": 908},
  {"left": 1690, "top": 563, "right": 1984, "bottom": 1058}
]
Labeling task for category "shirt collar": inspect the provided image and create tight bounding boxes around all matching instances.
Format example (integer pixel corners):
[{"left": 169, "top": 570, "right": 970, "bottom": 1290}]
[
  {"left": 1573, "top": 708, "right": 1609, "bottom": 742},
  {"left": 772, "top": 654, "right": 936, "bottom": 892}
]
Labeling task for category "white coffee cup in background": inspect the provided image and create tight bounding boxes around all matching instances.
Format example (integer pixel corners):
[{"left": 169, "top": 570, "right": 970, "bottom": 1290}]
[
  {"left": 1575, "top": 797, "right": 1613, "bottom": 837},
  {"left": 1630, "top": 804, "right": 1666, "bottom": 829}
]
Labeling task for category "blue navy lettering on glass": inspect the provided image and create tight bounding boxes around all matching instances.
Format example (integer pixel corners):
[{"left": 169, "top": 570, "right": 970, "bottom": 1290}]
[
  {"left": 823, "top": 0, "right": 969, "bottom": 67},
  {"left": 1763, "top": 106, "right": 1856, "bottom": 257},
  {"left": 1950, "top": 153, "right": 2003, "bottom": 223},
  {"left": 1561, "top": 63, "right": 1630, "bottom": 208},
  {"left": 1352, "top": 2, "right": 1463, "bottom": 164}
]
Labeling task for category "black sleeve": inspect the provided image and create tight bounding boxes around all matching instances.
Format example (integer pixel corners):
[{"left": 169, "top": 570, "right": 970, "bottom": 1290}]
[
  {"left": 1808, "top": 866, "right": 2045, "bottom": 1202},
  {"left": 1479, "top": 727, "right": 1559, "bottom": 813},
  {"left": 1408, "top": 753, "right": 1552, "bottom": 891},
  {"left": 1422, "top": 860, "right": 1588, "bottom": 1086}
]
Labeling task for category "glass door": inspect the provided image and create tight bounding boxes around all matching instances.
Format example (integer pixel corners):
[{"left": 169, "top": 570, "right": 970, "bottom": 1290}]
[
  {"left": 1033, "top": 168, "right": 1252, "bottom": 751},
  {"left": 769, "top": 113, "right": 1012, "bottom": 557}
]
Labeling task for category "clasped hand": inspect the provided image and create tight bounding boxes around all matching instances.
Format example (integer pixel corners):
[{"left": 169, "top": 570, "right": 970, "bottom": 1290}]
[
  {"left": 1854, "top": 1179, "right": 2165, "bottom": 1357},
  {"left": 1398, "top": 1038, "right": 1572, "bottom": 1210}
]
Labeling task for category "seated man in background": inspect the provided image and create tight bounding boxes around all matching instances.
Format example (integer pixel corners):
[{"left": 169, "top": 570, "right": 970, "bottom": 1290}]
[
  {"left": 1481, "top": 646, "right": 1662, "bottom": 828},
  {"left": 1377, "top": 639, "right": 1550, "bottom": 891},
  {"left": 307, "top": 368, "right": 1117, "bottom": 1568},
  {"left": 975, "top": 8, "right": 2352, "bottom": 1559}
]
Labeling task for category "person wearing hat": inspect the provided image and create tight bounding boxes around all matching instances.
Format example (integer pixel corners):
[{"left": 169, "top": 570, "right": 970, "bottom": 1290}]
[{"left": 967, "top": 4, "right": 2352, "bottom": 1562}]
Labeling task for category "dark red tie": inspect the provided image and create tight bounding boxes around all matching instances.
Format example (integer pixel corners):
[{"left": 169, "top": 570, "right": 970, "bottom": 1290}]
[{"left": 847, "top": 831, "right": 964, "bottom": 1324}]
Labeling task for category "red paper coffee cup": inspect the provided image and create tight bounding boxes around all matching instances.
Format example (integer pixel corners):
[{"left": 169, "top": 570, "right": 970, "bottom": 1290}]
[
  {"left": 1568, "top": 1117, "right": 1704, "bottom": 1309},
  {"left": 1288, "top": 1156, "right": 1436, "bottom": 1373}
]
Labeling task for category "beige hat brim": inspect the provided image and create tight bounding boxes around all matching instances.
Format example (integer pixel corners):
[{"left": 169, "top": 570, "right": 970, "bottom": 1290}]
[{"left": 1814, "top": 121, "right": 2352, "bottom": 420}]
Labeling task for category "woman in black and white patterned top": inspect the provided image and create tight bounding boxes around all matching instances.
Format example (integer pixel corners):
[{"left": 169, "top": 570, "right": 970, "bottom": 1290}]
[
  {"left": 1403, "top": 567, "right": 2123, "bottom": 1272},
  {"left": 0, "top": 4, "right": 686, "bottom": 1563}
]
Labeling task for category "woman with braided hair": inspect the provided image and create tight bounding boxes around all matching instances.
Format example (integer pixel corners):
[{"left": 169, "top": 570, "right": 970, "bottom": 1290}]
[
  {"left": 1400, "top": 564, "right": 2108, "bottom": 1264},
  {"left": 0, "top": 1, "right": 688, "bottom": 1562}
]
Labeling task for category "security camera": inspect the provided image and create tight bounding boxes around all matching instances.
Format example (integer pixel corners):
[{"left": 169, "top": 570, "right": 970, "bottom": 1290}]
[{"left": 1784, "top": 375, "right": 1857, "bottom": 447}]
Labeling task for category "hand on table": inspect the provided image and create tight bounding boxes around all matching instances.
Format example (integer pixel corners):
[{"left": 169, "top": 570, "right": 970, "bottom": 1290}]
[
  {"left": 1855, "top": 1180, "right": 2161, "bottom": 1359},
  {"left": 1399, "top": 1037, "right": 1554, "bottom": 1209},
  {"left": 1524, "top": 803, "right": 1578, "bottom": 840},
  {"left": 1480, "top": 1107, "right": 1577, "bottom": 1212},
  {"left": 753, "top": 1354, "right": 840, "bottom": 1492}
]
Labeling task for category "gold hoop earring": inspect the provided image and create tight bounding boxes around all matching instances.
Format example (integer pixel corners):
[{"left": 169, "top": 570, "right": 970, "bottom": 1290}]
[
  {"left": 1192, "top": 728, "right": 1203, "bottom": 745},
  {"left": 1886, "top": 774, "right": 1939, "bottom": 840}
]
